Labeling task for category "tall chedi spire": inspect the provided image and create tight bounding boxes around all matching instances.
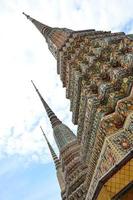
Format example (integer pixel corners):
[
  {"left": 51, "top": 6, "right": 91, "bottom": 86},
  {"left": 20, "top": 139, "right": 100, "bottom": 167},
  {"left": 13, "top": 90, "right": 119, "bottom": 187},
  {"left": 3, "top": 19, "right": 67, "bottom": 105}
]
[
  {"left": 31, "top": 80, "right": 76, "bottom": 151},
  {"left": 40, "top": 126, "right": 65, "bottom": 193},
  {"left": 23, "top": 12, "right": 72, "bottom": 58}
]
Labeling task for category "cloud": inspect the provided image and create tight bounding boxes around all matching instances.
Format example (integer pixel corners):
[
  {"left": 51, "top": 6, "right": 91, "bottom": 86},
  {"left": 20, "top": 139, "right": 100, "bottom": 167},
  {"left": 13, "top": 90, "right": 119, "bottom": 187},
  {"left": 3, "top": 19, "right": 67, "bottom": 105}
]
[
  {"left": 122, "top": 19, "right": 133, "bottom": 33},
  {"left": 57, "top": 0, "right": 133, "bottom": 32}
]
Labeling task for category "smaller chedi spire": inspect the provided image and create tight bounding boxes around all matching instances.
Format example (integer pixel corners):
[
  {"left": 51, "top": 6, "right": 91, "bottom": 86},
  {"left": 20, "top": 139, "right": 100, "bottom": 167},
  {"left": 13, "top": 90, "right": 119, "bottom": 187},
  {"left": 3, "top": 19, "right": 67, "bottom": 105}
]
[
  {"left": 23, "top": 12, "right": 72, "bottom": 58},
  {"left": 40, "top": 126, "right": 60, "bottom": 169},
  {"left": 31, "top": 80, "right": 76, "bottom": 151},
  {"left": 31, "top": 80, "right": 62, "bottom": 128},
  {"left": 40, "top": 126, "right": 66, "bottom": 192}
]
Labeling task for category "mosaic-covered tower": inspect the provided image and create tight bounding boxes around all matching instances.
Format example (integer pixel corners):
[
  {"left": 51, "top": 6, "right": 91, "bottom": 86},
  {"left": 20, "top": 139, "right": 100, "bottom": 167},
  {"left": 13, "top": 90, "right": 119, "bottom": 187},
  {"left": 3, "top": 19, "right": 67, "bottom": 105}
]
[{"left": 24, "top": 13, "right": 133, "bottom": 200}]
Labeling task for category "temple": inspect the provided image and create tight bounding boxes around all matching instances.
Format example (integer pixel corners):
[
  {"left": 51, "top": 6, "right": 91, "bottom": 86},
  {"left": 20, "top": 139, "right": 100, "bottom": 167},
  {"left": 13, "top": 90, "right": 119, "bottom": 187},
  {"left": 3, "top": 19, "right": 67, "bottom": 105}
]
[{"left": 24, "top": 13, "right": 133, "bottom": 200}]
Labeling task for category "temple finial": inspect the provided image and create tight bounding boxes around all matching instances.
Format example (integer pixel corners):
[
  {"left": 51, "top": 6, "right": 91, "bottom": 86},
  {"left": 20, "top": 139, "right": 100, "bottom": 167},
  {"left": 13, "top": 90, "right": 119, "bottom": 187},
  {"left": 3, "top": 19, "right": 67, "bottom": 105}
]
[
  {"left": 22, "top": 12, "right": 33, "bottom": 21},
  {"left": 40, "top": 126, "right": 60, "bottom": 169},
  {"left": 31, "top": 80, "right": 39, "bottom": 92},
  {"left": 22, "top": 12, "right": 29, "bottom": 18}
]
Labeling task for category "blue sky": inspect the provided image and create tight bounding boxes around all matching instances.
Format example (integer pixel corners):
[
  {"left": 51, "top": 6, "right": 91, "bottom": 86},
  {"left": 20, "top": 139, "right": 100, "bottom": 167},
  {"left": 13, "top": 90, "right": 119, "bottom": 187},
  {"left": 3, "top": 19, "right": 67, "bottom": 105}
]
[
  {"left": 0, "top": 0, "right": 133, "bottom": 200},
  {"left": 0, "top": 157, "right": 61, "bottom": 200}
]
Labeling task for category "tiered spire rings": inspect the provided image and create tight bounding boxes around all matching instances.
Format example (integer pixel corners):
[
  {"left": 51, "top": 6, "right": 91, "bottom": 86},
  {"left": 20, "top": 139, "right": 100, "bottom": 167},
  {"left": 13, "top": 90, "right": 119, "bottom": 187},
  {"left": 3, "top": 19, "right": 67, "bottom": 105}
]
[{"left": 31, "top": 80, "right": 62, "bottom": 128}]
